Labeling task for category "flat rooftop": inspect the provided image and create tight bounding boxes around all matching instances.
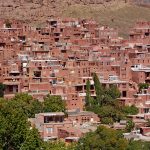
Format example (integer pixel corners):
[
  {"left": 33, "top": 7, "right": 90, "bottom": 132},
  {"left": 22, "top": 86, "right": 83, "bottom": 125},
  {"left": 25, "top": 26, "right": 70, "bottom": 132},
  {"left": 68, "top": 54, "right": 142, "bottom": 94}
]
[{"left": 37, "top": 112, "right": 65, "bottom": 116}]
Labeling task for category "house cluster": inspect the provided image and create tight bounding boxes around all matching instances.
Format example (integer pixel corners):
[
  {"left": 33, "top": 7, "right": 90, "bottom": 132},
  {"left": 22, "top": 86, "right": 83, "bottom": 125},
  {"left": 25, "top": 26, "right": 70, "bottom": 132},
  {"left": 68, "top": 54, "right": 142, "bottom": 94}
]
[
  {"left": 0, "top": 18, "right": 150, "bottom": 141},
  {"left": 29, "top": 109, "right": 100, "bottom": 142}
]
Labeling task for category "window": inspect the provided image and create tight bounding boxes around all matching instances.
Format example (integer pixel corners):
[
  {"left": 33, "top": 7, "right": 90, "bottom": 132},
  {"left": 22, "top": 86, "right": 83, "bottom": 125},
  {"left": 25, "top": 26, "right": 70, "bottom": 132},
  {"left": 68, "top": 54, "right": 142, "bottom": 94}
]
[
  {"left": 46, "top": 128, "right": 53, "bottom": 134},
  {"left": 144, "top": 108, "right": 149, "bottom": 113},
  {"left": 122, "top": 91, "right": 127, "bottom": 97}
]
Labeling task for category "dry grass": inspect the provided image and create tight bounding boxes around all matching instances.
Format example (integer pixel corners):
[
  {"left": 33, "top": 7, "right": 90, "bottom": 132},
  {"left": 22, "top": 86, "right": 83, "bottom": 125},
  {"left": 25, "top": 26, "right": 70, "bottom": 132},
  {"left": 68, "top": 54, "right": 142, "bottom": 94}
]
[{"left": 62, "top": 2, "right": 150, "bottom": 37}]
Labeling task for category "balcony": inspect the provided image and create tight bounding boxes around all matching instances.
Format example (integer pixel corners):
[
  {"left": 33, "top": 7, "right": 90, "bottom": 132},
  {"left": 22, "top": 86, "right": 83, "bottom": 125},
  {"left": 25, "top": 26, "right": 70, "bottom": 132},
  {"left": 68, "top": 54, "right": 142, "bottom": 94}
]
[
  {"left": 78, "top": 92, "right": 96, "bottom": 97},
  {"left": 43, "top": 112, "right": 65, "bottom": 123}
]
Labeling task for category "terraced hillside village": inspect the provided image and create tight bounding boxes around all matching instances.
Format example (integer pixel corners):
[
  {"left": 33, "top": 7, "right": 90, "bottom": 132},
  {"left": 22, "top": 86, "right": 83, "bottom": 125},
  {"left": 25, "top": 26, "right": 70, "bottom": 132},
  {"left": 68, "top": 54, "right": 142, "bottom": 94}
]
[{"left": 0, "top": 0, "right": 150, "bottom": 149}]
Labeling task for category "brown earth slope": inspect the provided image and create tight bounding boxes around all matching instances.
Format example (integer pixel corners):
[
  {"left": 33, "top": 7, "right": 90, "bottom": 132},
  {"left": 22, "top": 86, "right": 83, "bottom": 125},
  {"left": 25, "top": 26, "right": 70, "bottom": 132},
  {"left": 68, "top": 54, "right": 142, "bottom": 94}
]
[{"left": 0, "top": 0, "right": 149, "bottom": 36}]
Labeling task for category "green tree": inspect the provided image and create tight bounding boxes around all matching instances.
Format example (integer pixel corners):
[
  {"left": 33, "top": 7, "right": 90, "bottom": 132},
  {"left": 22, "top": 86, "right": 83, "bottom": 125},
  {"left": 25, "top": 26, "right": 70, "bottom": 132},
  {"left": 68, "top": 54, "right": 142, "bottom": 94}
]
[
  {"left": 42, "top": 141, "right": 68, "bottom": 150},
  {"left": 11, "top": 93, "right": 43, "bottom": 118},
  {"left": 106, "top": 85, "right": 121, "bottom": 100},
  {"left": 138, "top": 83, "right": 149, "bottom": 92},
  {"left": 127, "top": 140, "right": 150, "bottom": 150},
  {"left": 87, "top": 75, "right": 124, "bottom": 123},
  {"left": 0, "top": 94, "right": 77, "bottom": 150},
  {"left": 122, "top": 105, "right": 138, "bottom": 115},
  {"left": 101, "top": 117, "right": 114, "bottom": 125},
  {"left": 85, "top": 79, "right": 91, "bottom": 108},
  {"left": 98, "top": 105, "right": 124, "bottom": 124},
  {"left": 100, "top": 93, "right": 112, "bottom": 106},
  {"left": 0, "top": 95, "right": 70, "bottom": 150},
  {"left": 43, "top": 94, "right": 66, "bottom": 112},
  {"left": 20, "top": 128, "right": 43, "bottom": 150},
  {"left": 76, "top": 126, "right": 128, "bottom": 150},
  {"left": 125, "top": 120, "right": 135, "bottom": 132},
  {"left": 93, "top": 73, "right": 104, "bottom": 106},
  {"left": 30, "top": 99, "right": 43, "bottom": 116},
  {"left": 0, "top": 100, "right": 39, "bottom": 150}
]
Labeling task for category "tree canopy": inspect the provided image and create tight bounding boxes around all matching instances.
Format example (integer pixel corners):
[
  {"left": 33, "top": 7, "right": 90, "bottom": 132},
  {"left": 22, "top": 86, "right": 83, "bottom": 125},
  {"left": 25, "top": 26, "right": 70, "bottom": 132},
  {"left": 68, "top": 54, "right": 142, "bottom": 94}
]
[
  {"left": 93, "top": 73, "right": 104, "bottom": 106},
  {"left": 85, "top": 73, "right": 138, "bottom": 124},
  {"left": 0, "top": 93, "right": 68, "bottom": 150},
  {"left": 85, "top": 79, "right": 91, "bottom": 107},
  {"left": 0, "top": 93, "right": 147, "bottom": 150},
  {"left": 43, "top": 94, "right": 66, "bottom": 113},
  {"left": 122, "top": 105, "right": 139, "bottom": 115},
  {"left": 75, "top": 126, "right": 150, "bottom": 150},
  {"left": 0, "top": 97, "right": 43, "bottom": 150},
  {"left": 138, "top": 83, "right": 149, "bottom": 92},
  {"left": 76, "top": 125, "right": 128, "bottom": 150},
  {"left": 125, "top": 120, "right": 135, "bottom": 132}
]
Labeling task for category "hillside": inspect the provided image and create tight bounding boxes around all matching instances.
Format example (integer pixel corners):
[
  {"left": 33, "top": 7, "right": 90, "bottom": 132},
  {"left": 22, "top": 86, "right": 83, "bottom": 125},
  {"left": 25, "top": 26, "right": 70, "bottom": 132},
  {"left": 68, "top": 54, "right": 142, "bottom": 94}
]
[
  {"left": 0, "top": 0, "right": 150, "bottom": 36},
  {"left": 62, "top": 2, "right": 150, "bottom": 37}
]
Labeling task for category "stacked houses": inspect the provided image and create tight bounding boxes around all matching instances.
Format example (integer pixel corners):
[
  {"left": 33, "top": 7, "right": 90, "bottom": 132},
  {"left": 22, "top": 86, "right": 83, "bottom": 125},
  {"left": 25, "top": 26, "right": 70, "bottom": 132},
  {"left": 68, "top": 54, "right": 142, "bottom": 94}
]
[{"left": 0, "top": 18, "right": 150, "bottom": 141}]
